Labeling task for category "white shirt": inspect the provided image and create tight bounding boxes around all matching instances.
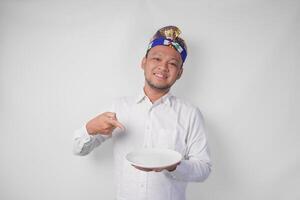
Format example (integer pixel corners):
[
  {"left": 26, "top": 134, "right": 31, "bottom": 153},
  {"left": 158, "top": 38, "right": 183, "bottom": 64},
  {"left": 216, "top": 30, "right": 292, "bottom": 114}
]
[{"left": 73, "top": 91, "right": 212, "bottom": 200}]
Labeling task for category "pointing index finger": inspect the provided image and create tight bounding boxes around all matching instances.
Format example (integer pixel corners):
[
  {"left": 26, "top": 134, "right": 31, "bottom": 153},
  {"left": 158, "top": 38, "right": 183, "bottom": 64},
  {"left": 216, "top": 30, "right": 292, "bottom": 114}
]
[{"left": 110, "top": 118, "right": 125, "bottom": 131}]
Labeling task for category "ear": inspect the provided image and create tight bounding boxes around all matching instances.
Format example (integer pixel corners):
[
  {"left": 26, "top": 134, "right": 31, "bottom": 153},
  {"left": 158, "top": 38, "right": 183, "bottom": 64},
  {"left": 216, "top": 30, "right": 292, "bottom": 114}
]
[
  {"left": 176, "top": 67, "right": 183, "bottom": 80},
  {"left": 141, "top": 57, "right": 146, "bottom": 70}
]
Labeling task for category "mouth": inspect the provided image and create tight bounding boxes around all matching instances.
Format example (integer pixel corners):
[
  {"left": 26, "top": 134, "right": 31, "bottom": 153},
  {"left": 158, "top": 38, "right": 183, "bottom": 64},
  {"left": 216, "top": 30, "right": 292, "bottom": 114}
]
[{"left": 153, "top": 72, "right": 168, "bottom": 80}]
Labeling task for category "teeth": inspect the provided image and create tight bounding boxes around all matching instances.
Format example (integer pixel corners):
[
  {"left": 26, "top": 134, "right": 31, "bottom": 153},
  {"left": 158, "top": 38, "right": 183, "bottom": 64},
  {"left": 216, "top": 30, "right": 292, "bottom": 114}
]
[{"left": 154, "top": 73, "right": 167, "bottom": 79}]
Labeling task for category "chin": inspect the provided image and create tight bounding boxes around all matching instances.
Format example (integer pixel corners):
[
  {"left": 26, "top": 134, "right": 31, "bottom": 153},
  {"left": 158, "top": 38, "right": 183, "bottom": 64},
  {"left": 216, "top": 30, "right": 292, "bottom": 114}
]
[
  {"left": 146, "top": 78, "right": 173, "bottom": 90},
  {"left": 151, "top": 84, "right": 171, "bottom": 91}
]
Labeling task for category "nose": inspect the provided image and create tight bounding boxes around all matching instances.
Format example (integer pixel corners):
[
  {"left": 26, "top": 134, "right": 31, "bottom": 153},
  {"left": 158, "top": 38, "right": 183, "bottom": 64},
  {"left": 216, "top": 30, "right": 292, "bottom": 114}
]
[{"left": 158, "top": 61, "right": 169, "bottom": 72}]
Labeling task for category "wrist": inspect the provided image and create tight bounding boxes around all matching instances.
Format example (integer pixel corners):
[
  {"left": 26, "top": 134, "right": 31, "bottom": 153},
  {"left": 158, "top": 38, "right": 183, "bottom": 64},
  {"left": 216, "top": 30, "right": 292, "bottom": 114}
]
[{"left": 86, "top": 122, "right": 96, "bottom": 135}]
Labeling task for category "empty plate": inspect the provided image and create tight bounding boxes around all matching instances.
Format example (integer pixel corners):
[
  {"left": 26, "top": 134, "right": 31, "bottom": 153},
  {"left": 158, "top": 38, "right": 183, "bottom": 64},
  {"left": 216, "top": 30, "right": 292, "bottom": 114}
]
[{"left": 126, "top": 148, "right": 182, "bottom": 169}]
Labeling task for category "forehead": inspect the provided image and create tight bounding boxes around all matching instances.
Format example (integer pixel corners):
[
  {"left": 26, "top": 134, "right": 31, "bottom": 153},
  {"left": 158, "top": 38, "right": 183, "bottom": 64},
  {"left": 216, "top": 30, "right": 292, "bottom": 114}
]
[{"left": 148, "top": 45, "right": 182, "bottom": 62}]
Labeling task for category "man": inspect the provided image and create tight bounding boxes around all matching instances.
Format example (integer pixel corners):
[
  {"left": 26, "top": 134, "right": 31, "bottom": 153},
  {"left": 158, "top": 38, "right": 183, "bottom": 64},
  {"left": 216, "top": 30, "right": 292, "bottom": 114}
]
[{"left": 73, "top": 26, "right": 212, "bottom": 200}]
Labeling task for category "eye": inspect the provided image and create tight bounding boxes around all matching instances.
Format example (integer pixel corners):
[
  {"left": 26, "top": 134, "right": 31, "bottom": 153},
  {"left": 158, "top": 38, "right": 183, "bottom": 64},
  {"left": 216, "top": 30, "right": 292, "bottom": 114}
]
[
  {"left": 169, "top": 62, "right": 179, "bottom": 68},
  {"left": 152, "top": 57, "right": 161, "bottom": 61}
]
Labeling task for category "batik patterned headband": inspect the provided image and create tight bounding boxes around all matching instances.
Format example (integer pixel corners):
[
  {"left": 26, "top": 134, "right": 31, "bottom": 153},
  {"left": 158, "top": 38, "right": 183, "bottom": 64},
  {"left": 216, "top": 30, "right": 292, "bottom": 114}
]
[{"left": 147, "top": 26, "right": 187, "bottom": 63}]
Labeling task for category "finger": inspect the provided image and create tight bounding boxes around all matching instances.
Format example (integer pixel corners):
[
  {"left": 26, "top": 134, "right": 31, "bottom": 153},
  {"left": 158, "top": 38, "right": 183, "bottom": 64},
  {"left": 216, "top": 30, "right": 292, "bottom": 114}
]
[
  {"left": 105, "top": 112, "right": 117, "bottom": 119},
  {"left": 110, "top": 119, "right": 125, "bottom": 131},
  {"left": 154, "top": 168, "right": 163, "bottom": 172},
  {"left": 165, "top": 163, "right": 178, "bottom": 172},
  {"left": 133, "top": 165, "right": 152, "bottom": 172},
  {"left": 132, "top": 165, "right": 152, "bottom": 172}
]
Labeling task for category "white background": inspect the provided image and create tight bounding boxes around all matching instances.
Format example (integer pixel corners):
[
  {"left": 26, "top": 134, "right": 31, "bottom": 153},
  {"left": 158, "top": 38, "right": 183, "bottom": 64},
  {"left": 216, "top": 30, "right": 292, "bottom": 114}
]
[{"left": 0, "top": 0, "right": 299, "bottom": 199}]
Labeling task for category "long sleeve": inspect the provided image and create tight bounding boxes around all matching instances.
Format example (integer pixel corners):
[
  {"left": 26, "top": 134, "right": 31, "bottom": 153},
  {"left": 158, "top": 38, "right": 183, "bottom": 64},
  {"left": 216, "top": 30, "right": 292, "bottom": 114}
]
[
  {"left": 73, "top": 101, "right": 117, "bottom": 156},
  {"left": 164, "top": 108, "right": 212, "bottom": 182},
  {"left": 73, "top": 125, "right": 112, "bottom": 156}
]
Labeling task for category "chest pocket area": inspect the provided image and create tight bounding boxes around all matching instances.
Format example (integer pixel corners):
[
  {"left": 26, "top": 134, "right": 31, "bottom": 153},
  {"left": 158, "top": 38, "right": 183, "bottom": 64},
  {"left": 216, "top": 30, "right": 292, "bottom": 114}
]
[
  {"left": 154, "top": 126, "right": 187, "bottom": 156},
  {"left": 155, "top": 128, "right": 175, "bottom": 149},
  {"left": 150, "top": 106, "right": 187, "bottom": 155}
]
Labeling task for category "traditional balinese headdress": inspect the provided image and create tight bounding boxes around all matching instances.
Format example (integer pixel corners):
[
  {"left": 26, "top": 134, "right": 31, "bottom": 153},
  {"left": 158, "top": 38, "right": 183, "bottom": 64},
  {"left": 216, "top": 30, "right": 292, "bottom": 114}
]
[{"left": 147, "top": 26, "right": 187, "bottom": 63}]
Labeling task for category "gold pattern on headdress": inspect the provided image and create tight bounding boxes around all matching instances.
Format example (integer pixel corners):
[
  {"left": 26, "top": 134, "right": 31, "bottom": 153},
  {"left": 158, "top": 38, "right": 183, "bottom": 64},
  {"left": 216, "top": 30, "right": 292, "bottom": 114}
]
[{"left": 159, "top": 26, "right": 181, "bottom": 41}]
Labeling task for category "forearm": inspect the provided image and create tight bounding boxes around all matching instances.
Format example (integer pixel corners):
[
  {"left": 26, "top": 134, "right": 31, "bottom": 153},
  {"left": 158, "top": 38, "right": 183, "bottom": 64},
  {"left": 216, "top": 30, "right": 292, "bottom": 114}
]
[
  {"left": 163, "top": 158, "right": 211, "bottom": 182},
  {"left": 73, "top": 125, "right": 111, "bottom": 156}
]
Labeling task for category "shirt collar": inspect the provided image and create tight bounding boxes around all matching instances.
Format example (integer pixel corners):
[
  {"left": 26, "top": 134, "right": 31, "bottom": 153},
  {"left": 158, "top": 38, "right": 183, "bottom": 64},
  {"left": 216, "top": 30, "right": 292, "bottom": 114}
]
[
  {"left": 135, "top": 89, "right": 173, "bottom": 107},
  {"left": 135, "top": 91, "right": 147, "bottom": 104}
]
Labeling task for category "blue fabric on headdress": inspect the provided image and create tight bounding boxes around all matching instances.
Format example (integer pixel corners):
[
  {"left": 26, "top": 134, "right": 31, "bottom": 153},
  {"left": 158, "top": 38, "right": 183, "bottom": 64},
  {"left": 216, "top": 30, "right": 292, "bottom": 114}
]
[{"left": 147, "top": 37, "right": 187, "bottom": 63}]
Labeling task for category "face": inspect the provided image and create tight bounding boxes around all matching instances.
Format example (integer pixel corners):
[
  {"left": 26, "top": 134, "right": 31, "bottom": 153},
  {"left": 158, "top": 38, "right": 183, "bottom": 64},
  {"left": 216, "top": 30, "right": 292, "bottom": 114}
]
[{"left": 141, "top": 45, "right": 183, "bottom": 91}]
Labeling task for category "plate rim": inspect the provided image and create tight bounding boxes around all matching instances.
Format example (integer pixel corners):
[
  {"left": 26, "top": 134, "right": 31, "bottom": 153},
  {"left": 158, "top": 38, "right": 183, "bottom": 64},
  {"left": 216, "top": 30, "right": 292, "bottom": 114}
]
[{"left": 125, "top": 148, "right": 182, "bottom": 169}]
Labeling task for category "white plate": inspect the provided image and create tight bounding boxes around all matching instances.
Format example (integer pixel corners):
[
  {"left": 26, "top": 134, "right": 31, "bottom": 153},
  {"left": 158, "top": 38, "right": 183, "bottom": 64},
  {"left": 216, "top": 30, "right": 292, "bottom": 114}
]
[{"left": 126, "top": 148, "right": 182, "bottom": 169}]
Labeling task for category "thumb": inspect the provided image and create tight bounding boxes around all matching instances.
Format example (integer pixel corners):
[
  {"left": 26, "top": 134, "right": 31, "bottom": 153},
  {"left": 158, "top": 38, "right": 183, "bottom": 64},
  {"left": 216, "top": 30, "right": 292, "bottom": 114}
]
[{"left": 105, "top": 112, "right": 117, "bottom": 120}]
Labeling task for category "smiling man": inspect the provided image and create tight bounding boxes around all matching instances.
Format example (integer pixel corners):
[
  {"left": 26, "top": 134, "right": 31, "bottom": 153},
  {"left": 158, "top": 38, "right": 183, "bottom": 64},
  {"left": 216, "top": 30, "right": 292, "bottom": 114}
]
[{"left": 73, "top": 26, "right": 212, "bottom": 200}]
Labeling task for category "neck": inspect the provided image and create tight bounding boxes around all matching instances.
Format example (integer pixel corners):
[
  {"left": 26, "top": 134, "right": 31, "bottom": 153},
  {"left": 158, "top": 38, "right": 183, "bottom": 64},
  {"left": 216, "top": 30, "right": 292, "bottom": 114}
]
[{"left": 143, "top": 84, "right": 169, "bottom": 103}]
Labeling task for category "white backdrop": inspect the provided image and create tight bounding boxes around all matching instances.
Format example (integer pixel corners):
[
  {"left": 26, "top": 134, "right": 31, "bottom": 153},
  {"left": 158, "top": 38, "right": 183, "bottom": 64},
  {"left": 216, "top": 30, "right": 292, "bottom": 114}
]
[{"left": 0, "top": 0, "right": 299, "bottom": 200}]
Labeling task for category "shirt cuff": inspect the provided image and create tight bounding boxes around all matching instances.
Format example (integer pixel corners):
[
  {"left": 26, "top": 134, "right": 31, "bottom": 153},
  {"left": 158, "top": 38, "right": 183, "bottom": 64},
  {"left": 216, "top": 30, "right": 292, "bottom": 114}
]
[
  {"left": 83, "top": 125, "right": 111, "bottom": 140},
  {"left": 79, "top": 125, "right": 94, "bottom": 143}
]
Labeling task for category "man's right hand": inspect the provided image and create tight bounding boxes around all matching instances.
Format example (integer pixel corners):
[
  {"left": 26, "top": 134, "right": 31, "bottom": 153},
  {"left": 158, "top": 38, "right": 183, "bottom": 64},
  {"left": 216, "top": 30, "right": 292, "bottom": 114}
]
[{"left": 86, "top": 112, "right": 125, "bottom": 135}]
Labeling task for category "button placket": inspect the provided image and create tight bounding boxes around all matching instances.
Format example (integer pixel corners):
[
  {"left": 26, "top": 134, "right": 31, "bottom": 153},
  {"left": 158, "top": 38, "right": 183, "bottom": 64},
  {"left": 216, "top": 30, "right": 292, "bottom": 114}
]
[
  {"left": 143, "top": 105, "right": 154, "bottom": 148},
  {"left": 138, "top": 172, "right": 148, "bottom": 200},
  {"left": 148, "top": 107, "right": 154, "bottom": 148}
]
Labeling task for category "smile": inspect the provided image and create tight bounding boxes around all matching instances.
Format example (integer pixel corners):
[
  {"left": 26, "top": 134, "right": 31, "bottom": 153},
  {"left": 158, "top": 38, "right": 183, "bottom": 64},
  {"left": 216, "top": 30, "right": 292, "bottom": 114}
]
[{"left": 154, "top": 73, "right": 168, "bottom": 79}]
